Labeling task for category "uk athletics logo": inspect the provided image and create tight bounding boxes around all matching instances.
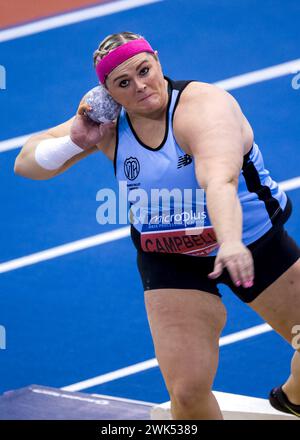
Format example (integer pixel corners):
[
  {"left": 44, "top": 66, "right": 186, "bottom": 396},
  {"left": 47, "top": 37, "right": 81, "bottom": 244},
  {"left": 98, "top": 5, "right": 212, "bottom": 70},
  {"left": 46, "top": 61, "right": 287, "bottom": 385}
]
[{"left": 124, "top": 157, "right": 140, "bottom": 180}]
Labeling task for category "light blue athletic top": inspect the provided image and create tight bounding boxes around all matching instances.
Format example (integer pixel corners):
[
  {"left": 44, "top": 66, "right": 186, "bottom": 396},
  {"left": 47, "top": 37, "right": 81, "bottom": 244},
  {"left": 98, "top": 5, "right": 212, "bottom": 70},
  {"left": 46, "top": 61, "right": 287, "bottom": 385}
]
[{"left": 114, "top": 78, "right": 291, "bottom": 257}]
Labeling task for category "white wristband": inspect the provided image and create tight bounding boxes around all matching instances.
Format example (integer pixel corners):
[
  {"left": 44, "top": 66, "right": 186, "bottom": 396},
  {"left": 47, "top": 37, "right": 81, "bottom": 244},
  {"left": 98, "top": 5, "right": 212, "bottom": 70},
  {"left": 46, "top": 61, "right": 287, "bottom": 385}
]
[{"left": 34, "top": 135, "right": 83, "bottom": 170}]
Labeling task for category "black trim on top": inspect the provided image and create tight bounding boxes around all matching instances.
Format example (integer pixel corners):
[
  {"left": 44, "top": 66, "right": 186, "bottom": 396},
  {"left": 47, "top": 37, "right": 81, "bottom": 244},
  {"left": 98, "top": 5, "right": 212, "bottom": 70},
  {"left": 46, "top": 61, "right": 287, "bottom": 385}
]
[
  {"left": 124, "top": 76, "right": 173, "bottom": 151},
  {"left": 113, "top": 113, "right": 120, "bottom": 176},
  {"left": 242, "top": 148, "right": 292, "bottom": 226}
]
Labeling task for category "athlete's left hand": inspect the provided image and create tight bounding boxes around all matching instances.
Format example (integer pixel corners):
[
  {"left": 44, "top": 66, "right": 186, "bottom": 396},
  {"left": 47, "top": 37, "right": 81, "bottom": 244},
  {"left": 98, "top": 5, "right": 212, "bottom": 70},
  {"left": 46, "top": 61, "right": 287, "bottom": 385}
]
[{"left": 208, "top": 241, "right": 254, "bottom": 288}]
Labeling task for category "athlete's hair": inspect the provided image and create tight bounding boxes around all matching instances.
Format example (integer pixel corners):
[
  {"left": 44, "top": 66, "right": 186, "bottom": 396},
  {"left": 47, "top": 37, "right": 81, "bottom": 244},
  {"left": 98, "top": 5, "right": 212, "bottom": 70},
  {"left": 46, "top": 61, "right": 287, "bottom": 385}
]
[{"left": 93, "top": 32, "right": 143, "bottom": 67}]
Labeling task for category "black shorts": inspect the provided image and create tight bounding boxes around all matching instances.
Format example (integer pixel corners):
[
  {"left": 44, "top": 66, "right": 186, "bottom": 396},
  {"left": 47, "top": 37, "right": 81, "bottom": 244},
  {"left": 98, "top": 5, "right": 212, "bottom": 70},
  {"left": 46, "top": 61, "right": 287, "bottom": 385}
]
[{"left": 136, "top": 225, "right": 300, "bottom": 303}]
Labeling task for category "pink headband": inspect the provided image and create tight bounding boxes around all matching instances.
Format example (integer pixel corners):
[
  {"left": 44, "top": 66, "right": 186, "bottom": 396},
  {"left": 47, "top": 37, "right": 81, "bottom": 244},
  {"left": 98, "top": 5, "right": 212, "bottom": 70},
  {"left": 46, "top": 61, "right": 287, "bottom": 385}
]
[{"left": 96, "top": 38, "right": 155, "bottom": 84}]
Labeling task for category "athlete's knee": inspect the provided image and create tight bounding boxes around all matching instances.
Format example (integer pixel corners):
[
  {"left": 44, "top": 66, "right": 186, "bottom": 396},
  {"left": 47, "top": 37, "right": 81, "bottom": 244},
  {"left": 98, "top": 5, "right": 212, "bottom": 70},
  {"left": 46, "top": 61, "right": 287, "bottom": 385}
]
[{"left": 170, "top": 379, "right": 213, "bottom": 409}]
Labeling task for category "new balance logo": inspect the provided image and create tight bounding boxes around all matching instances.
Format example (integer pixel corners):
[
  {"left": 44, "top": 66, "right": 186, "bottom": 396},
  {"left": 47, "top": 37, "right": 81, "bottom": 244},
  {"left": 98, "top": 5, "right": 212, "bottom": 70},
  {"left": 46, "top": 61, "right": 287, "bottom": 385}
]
[{"left": 177, "top": 154, "right": 193, "bottom": 169}]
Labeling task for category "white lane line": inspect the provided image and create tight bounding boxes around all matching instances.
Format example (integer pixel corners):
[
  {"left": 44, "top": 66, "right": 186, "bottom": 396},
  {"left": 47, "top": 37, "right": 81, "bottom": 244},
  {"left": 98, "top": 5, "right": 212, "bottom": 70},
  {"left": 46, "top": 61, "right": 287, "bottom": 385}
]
[
  {"left": 0, "top": 0, "right": 162, "bottom": 43},
  {"left": 1, "top": 57, "right": 300, "bottom": 154},
  {"left": 0, "top": 226, "right": 130, "bottom": 274},
  {"left": 215, "top": 58, "right": 300, "bottom": 90},
  {"left": 61, "top": 323, "right": 272, "bottom": 391},
  {"left": 279, "top": 176, "right": 300, "bottom": 192},
  {"left": 0, "top": 132, "right": 41, "bottom": 153},
  {"left": 219, "top": 323, "right": 272, "bottom": 346},
  {"left": 0, "top": 176, "right": 299, "bottom": 274},
  {"left": 61, "top": 359, "right": 159, "bottom": 392}
]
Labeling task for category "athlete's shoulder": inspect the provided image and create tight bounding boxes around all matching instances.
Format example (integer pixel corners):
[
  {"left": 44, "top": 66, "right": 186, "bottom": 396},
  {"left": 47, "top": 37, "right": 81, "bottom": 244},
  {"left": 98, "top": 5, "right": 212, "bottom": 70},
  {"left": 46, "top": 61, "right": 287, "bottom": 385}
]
[
  {"left": 179, "top": 80, "right": 235, "bottom": 103},
  {"left": 168, "top": 79, "right": 235, "bottom": 116},
  {"left": 173, "top": 80, "right": 242, "bottom": 123},
  {"left": 168, "top": 76, "right": 223, "bottom": 90}
]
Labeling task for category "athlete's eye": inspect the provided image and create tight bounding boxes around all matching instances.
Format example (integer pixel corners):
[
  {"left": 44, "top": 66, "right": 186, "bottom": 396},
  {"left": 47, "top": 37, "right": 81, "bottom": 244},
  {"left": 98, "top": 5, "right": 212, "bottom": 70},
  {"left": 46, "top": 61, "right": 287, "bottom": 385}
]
[
  {"left": 119, "top": 79, "right": 129, "bottom": 88},
  {"left": 140, "top": 67, "right": 150, "bottom": 75},
  {"left": 118, "top": 67, "right": 149, "bottom": 87}
]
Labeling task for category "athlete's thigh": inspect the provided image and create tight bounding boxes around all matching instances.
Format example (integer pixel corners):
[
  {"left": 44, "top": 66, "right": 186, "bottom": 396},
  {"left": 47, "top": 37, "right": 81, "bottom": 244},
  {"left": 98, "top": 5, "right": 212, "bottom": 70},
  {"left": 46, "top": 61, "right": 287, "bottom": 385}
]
[
  {"left": 144, "top": 288, "right": 227, "bottom": 391},
  {"left": 249, "top": 257, "right": 300, "bottom": 343}
]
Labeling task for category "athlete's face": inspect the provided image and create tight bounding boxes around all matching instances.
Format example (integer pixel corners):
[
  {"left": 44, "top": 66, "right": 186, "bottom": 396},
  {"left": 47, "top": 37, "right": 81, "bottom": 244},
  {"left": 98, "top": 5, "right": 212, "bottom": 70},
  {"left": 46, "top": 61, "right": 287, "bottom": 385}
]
[{"left": 105, "top": 52, "right": 168, "bottom": 116}]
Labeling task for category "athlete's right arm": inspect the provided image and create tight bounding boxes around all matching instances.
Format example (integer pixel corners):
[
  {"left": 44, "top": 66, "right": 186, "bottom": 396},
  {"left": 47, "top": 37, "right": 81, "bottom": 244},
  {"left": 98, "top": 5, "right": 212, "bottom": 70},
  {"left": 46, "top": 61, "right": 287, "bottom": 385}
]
[{"left": 14, "top": 100, "right": 115, "bottom": 180}]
